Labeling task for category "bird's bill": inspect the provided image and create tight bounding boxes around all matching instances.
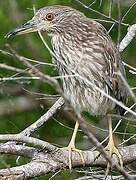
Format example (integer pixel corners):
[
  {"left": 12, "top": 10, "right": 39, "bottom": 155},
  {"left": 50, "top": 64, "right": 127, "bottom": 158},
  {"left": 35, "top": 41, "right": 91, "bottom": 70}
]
[{"left": 5, "top": 19, "right": 39, "bottom": 38}]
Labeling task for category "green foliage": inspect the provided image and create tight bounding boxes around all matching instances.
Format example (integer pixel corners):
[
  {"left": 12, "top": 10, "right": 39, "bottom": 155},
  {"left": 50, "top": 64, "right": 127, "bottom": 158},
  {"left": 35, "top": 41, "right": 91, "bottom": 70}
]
[{"left": 0, "top": 0, "right": 136, "bottom": 179}]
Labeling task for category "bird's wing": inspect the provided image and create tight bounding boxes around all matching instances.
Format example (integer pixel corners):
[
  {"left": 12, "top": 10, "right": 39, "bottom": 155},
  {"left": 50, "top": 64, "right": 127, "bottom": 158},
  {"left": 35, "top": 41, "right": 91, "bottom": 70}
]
[
  {"left": 103, "top": 44, "right": 128, "bottom": 115},
  {"left": 82, "top": 19, "right": 128, "bottom": 114},
  {"left": 96, "top": 24, "right": 128, "bottom": 115}
]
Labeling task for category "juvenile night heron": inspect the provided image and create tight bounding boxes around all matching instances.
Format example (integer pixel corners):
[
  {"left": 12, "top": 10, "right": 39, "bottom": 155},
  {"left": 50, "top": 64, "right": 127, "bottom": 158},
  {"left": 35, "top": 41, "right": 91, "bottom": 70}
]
[{"left": 6, "top": 5, "right": 128, "bottom": 169}]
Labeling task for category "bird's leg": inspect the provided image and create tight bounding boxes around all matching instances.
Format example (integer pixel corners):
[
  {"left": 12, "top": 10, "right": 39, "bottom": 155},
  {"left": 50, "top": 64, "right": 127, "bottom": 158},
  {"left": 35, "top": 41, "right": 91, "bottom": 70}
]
[
  {"left": 63, "top": 121, "right": 85, "bottom": 170},
  {"left": 104, "top": 115, "right": 123, "bottom": 175}
]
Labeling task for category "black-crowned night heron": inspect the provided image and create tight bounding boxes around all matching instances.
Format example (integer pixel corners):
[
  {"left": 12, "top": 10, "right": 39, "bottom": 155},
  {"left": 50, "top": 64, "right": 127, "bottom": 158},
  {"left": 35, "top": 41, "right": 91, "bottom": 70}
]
[{"left": 6, "top": 5, "right": 128, "bottom": 170}]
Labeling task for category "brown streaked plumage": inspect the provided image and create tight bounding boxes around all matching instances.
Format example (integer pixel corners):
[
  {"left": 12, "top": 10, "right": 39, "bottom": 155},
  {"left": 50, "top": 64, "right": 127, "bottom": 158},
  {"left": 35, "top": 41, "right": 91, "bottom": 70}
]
[{"left": 6, "top": 5, "right": 128, "bottom": 170}]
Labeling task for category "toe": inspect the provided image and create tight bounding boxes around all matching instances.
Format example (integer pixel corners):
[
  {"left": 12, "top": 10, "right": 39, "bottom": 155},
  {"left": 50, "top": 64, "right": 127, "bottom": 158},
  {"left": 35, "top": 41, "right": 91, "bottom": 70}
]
[
  {"left": 72, "top": 148, "right": 85, "bottom": 166},
  {"left": 62, "top": 146, "right": 85, "bottom": 169}
]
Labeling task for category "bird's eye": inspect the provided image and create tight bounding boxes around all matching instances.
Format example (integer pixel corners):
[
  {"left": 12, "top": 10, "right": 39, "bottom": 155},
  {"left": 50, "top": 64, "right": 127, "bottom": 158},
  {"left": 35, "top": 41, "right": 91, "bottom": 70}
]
[{"left": 46, "top": 13, "right": 54, "bottom": 21}]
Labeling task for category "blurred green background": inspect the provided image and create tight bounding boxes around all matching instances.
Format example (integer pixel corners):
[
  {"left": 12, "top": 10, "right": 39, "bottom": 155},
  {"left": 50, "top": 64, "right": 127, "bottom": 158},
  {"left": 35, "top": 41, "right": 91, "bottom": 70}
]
[{"left": 0, "top": 0, "right": 136, "bottom": 179}]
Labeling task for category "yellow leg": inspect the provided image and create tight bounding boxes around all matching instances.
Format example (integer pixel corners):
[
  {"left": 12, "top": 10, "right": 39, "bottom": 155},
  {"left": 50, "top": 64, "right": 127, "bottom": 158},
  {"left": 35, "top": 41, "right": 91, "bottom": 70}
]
[
  {"left": 104, "top": 116, "right": 123, "bottom": 176},
  {"left": 63, "top": 121, "right": 85, "bottom": 170}
]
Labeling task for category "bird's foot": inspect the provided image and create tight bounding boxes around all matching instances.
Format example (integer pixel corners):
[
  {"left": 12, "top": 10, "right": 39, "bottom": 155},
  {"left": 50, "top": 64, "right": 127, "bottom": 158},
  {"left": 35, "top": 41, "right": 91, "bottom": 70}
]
[
  {"left": 105, "top": 141, "right": 123, "bottom": 177},
  {"left": 62, "top": 144, "right": 85, "bottom": 170},
  {"left": 95, "top": 141, "right": 123, "bottom": 177},
  {"left": 104, "top": 141, "right": 123, "bottom": 167}
]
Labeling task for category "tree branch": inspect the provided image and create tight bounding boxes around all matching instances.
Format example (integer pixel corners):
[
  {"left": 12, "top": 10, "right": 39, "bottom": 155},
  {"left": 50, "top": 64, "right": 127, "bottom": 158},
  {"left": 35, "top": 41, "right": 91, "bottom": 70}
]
[
  {"left": 0, "top": 140, "right": 135, "bottom": 179},
  {"left": 119, "top": 24, "right": 136, "bottom": 52},
  {"left": 0, "top": 134, "right": 56, "bottom": 152}
]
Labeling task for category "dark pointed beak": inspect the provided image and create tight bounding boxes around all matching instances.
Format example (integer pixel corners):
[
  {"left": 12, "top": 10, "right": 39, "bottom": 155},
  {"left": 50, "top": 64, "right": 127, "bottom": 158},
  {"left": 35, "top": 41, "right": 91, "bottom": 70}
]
[{"left": 5, "top": 19, "right": 39, "bottom": 38}]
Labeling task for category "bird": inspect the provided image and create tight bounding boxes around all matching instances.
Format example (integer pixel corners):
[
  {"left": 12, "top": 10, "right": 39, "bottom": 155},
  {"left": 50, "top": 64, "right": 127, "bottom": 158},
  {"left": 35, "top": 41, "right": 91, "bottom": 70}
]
[{"left": 6, "top": 5, "right": 128, "bottom": 171}]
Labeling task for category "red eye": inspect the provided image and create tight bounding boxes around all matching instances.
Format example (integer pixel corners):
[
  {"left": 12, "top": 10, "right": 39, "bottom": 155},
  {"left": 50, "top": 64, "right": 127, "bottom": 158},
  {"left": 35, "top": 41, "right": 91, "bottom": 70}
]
[{"left": 46, "top": 13, "right": 54, "bottom": 21}]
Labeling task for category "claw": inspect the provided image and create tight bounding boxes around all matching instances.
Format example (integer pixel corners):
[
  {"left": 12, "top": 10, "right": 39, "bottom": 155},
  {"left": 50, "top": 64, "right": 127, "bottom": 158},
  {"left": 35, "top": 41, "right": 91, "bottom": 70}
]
[
  {"left": 62, "top": 121, "right": 85, "bottom": 169},
  {"left": 63, "top": 145, "right": 85, "bottom": 170},
  {"left": 94, "top": 142, "right": 123, "bottom": 177},
  {"left": 95, "top": 116, "right": 123, "bottom": 177},
  {"left": 104, "top": 142, "right": 123, "bottom": 177}
]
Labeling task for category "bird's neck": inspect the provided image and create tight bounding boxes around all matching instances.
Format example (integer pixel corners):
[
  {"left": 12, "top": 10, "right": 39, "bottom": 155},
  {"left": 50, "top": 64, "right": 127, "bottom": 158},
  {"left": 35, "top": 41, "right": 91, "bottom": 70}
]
[{"left": 51, "top": 33, "right": 82, "bottom": 79}]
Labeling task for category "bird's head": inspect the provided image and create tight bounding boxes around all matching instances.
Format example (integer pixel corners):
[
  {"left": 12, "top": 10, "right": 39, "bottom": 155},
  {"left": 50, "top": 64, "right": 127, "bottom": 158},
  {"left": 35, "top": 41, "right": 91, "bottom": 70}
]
[{"left": 6, "top": 5, "right": 83, "bottom": 38}]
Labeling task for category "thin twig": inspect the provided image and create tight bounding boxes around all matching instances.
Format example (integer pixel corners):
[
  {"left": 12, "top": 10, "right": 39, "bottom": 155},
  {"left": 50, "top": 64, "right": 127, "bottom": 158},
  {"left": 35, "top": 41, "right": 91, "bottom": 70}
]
[
  {"left": 88, "top": 0, "right": 97, "bottom": 8},
  {"left": 109, "top": 0, "right": 113, "bottom": 18},
  {"left": 75, "top": 0, "right": 129, "bottom": 26},
  {"left": 108, "top": 22, "right": 116, "bottom": 33},
  {"left": 0, "top": 63, "right": 24, "bottom": 73},
  {"left": 7, "top": 45, "right": 61, "bottom": 92},
  {"left": 23, "top": 88, "right": 60, "bottom": 98},
  {"left": 123, "top": 62, "right": 136, "bottom": 72},
  {"left": 20, "top": 97, "right": 64, "bottom": 136},
  {"left": 0, "top": 49, "right": 56, "bottom": 67},
  {"left": 129, "top": 70, "right": 136, "bottom": 75},
  {"left": 117, "top": 0, "right": 122, "bottom": 46},
  {"left": 0, "top": 76, "right": 40, "bottom": 81},
  {"left": 120, "top": 133, "right": 136, "bottom": 145},
  {"left": 117, "top": 71, "right": 136, "bottom": 103},
  {"left": 122, "top": 1, "right": 136, "bottom": 22}
]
